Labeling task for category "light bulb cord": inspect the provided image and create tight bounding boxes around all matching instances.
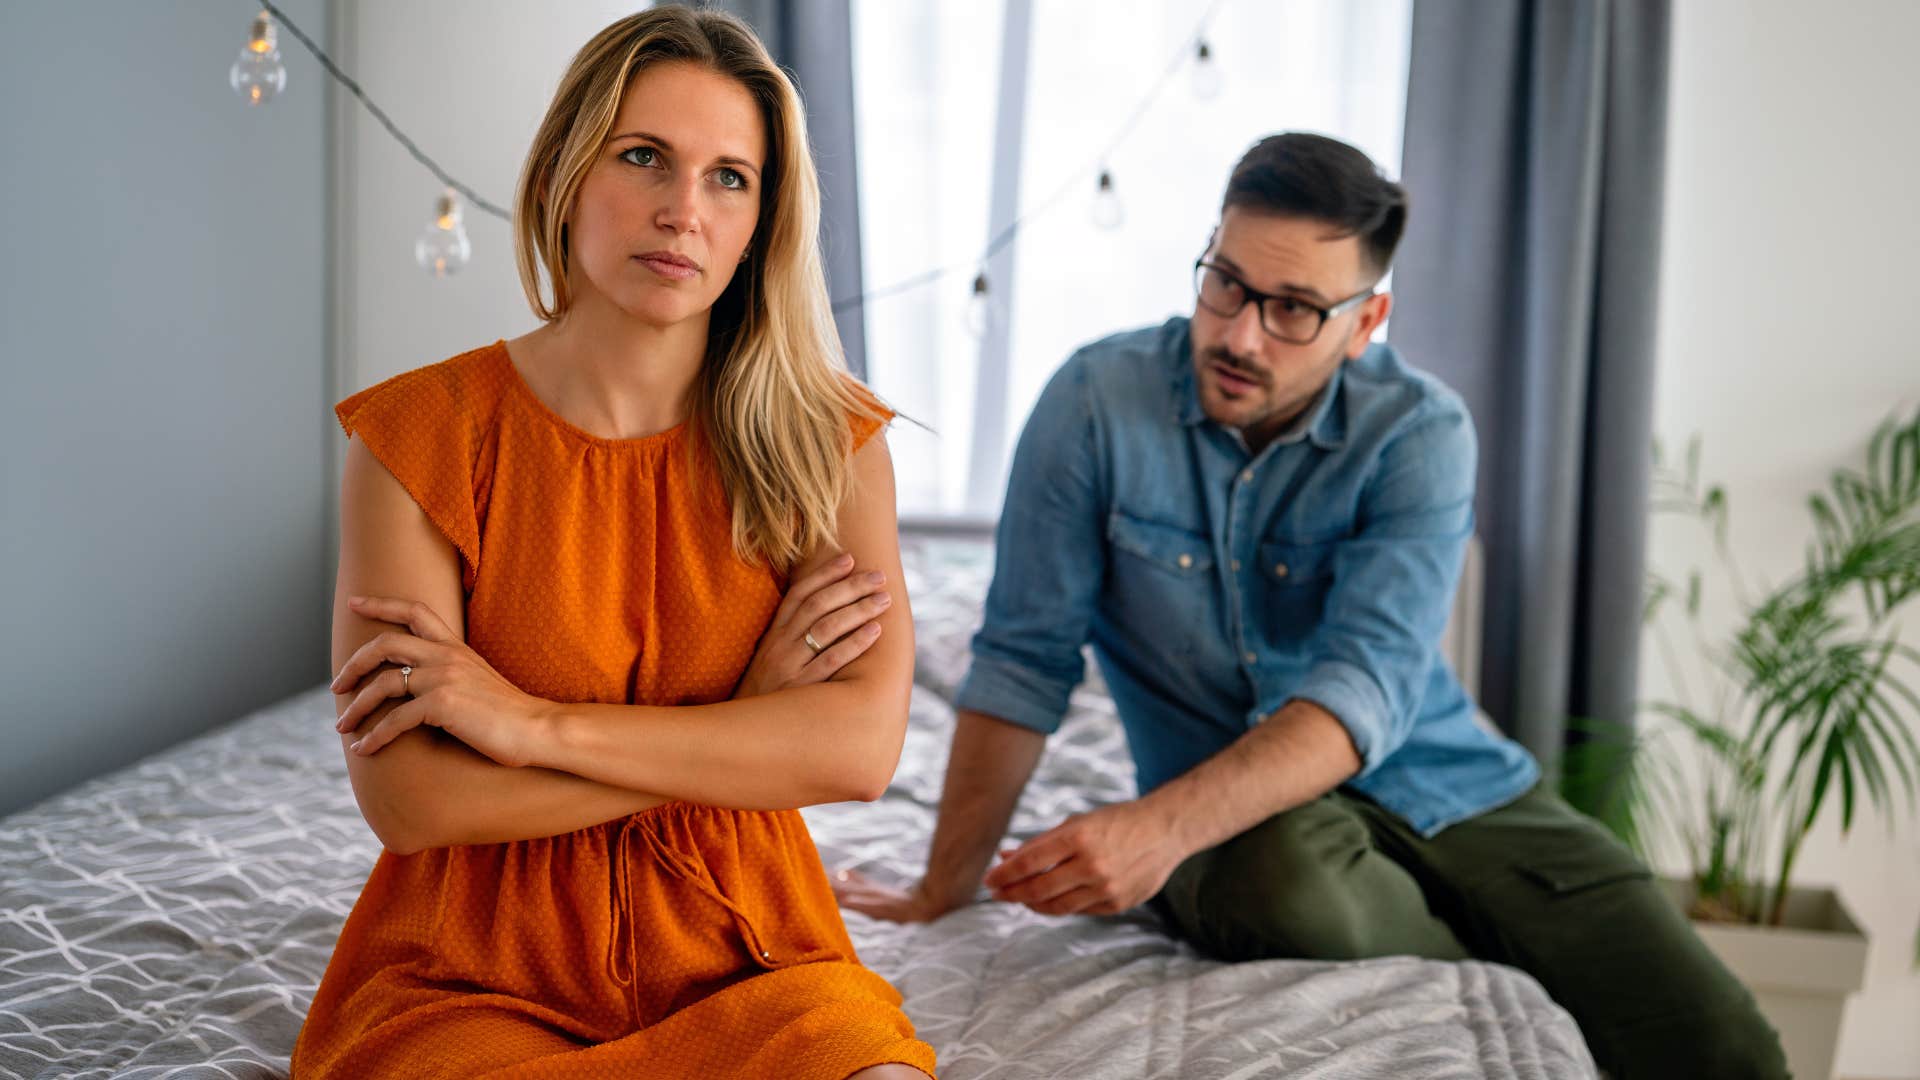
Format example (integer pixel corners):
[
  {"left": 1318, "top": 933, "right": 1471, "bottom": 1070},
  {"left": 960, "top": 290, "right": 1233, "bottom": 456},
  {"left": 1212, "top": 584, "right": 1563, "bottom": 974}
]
[
  {"left": 256, "top": 1, "right": 512, "bottom": 221},
  {"left": 246, "top": 0, "right": 1226, "bottom": 309}
]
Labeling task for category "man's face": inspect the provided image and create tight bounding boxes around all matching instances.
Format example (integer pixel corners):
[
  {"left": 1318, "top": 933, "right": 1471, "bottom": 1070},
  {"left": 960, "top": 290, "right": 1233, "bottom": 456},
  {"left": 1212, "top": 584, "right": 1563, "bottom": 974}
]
[{"left": 1189, "top": 207, "right": 1392, "bottom": 447}]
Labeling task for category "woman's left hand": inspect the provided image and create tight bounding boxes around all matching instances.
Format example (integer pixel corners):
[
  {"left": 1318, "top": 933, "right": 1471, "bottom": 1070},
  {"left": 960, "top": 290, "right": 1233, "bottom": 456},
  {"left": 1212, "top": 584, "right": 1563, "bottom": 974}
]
[{"left": 330, "top": 595, "right": 551, "bottom": 767}]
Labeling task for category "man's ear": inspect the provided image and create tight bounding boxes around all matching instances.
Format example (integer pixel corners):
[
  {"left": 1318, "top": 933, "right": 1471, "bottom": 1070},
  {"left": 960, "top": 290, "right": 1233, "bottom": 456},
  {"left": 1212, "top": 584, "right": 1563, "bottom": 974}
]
[{"left": 1346, "top": 292, "right": 1393, "bottom": 359}]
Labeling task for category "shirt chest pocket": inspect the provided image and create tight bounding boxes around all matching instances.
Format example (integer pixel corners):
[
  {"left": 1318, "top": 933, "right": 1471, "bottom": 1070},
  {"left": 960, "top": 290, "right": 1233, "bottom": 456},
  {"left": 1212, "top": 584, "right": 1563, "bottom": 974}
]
[
  {"left": 1105, "top": 510, "right": 1213, "bottom": 660},
  {"left": 1258, "top": 537, "right": 1339, "bottom": 631}
]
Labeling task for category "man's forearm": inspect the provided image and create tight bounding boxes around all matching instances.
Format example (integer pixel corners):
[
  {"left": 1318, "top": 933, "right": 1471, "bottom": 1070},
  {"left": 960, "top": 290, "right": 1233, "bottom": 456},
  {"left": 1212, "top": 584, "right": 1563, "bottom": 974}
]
[
  {"left": 919, "top": 708, "right": 1049, "bottom": 907},
  {"left": 1140, "top": 698, "right": 1362, "bottom": 860}
]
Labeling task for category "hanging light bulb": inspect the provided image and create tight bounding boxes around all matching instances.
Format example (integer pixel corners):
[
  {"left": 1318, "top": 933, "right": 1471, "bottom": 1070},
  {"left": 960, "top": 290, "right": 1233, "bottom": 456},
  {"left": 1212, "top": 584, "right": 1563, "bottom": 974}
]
[
  {"left": 1089, "top": 168, "right": 1125, "bottom": 231},
  {"left": 415, "top": 189, "right": 473, "bottom": 277},
  {"left": 965, "top": 270, "right": 996, "bottom": 339},
  {"left": 1190, "top": 38, "right": 1223, "bottom": 101},
  {"left": 229, "top": 11, "right": 288, "bottom": 106}
]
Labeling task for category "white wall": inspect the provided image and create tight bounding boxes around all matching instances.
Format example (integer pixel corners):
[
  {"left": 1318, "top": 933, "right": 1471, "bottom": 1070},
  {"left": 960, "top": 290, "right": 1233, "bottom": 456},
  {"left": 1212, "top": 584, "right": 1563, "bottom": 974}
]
[
  {"left": 1651, "top": 2, "right": 1920, "bottom": 1076},
  {"left": 0, "top": 0, "right": 332, "bottom": 817}
]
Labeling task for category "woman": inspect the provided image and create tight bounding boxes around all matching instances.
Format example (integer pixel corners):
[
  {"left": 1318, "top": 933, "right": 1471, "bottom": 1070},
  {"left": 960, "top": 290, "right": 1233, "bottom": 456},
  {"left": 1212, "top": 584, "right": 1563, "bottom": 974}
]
[{"left": 292, "top": 9, "right": 935, "bottom": 1078}]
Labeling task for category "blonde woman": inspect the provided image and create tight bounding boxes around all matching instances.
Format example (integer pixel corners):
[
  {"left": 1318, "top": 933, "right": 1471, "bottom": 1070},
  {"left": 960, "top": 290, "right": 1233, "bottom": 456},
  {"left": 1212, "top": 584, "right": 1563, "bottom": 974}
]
[{"left": 293, "top": 8, "right": 935, "bottom": 1078}]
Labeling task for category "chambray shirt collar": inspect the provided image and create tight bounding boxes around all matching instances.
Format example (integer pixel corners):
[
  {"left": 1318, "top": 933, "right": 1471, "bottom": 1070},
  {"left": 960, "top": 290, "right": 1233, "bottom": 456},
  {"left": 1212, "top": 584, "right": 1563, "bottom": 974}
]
[{"left": 1170, "top": 321, "right": 1349, "bottom": 451}]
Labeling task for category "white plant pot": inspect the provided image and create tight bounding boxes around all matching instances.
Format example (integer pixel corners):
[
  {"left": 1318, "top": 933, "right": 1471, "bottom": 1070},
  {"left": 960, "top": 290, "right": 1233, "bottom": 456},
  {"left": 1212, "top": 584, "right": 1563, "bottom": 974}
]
[{"left": 1664, "top": 878, "right": 1869, "bottom": 1080}]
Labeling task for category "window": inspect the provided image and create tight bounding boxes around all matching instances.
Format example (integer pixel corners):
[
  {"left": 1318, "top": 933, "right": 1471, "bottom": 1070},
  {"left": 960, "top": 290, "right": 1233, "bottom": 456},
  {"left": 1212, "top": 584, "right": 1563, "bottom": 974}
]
[{"left": 853, "top": 0, "right": 1412, "bottom": 519}]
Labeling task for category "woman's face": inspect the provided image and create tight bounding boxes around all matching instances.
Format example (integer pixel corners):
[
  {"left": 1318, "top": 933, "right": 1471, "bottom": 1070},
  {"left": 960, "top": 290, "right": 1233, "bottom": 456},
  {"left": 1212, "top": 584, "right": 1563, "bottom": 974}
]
[{"left": 566, "top": 60, "right": 767, "bottom": 329}]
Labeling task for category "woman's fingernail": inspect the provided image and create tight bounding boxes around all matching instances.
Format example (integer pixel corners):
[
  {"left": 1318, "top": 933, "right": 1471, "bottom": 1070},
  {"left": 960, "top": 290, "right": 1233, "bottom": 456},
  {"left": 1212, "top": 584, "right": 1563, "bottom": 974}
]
[
  {"left": 835, "top": 554, "right": 853, "bottom": 569},
  {"left": 348, "top": 595, "right": 365, "bottom": 606},
  {"left": 866, "top": 622, "right": 882, "bottom": 636},
  {"left": 350, "top": 738, "right": 365, "bottom": 754},
  {"left": 875, "top": 592, "right": 892, "bottom": 607},
  {"left": 865, "top": 572, "right": 884, "bottom": 585}
]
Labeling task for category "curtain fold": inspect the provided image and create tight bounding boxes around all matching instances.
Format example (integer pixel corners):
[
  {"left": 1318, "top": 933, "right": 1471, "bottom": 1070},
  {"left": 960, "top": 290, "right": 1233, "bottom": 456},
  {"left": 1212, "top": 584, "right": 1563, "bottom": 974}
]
[
  {"left": 1393, "top": 0, "right": 1672, "bottom": 799},
  {"left": 712, "top": 0, "right": 869, "bottom": 379}
]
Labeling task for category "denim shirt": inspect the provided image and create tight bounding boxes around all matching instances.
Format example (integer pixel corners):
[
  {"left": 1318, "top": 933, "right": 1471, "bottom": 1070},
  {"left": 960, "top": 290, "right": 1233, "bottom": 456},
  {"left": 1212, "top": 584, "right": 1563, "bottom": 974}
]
[{"left": 954, "top": 316, "right": 1539, "bottom": 837}]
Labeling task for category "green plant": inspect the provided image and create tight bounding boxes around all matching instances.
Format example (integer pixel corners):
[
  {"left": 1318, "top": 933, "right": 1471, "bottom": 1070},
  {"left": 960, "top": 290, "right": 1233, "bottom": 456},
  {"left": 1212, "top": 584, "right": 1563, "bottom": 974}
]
[{"left": 1567, "top": 407, "right": 1920, "bottom": 926}]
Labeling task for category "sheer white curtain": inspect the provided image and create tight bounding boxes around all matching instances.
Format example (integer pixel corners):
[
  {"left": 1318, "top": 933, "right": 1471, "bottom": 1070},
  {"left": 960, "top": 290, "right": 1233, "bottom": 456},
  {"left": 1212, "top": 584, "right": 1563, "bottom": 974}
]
[{"left": 852, "top": 0, "right": 1412, "bottom": 520}]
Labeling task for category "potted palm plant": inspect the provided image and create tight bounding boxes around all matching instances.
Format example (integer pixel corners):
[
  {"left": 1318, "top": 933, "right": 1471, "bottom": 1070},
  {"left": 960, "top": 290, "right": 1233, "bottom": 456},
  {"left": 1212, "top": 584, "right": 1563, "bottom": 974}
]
[{"left": 1564, "top": 406, "right": 1920, "bottom": 1080}]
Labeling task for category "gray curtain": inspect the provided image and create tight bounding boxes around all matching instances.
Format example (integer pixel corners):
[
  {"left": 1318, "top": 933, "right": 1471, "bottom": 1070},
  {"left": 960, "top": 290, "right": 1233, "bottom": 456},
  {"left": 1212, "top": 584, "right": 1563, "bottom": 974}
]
[
  {"left": 1392, "top": 0, "right": 1671, "bottom": 793},
  {"left": 712, "top": 0, "right": 868, "bottom": 379}
]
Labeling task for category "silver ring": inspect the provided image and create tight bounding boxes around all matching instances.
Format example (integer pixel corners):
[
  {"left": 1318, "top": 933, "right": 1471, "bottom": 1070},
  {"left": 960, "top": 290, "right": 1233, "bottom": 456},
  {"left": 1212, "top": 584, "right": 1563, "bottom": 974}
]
[
  {"left": 803, "top": 631, "right": 826, "bottom": 655},
  {"left": 399, "top": 665, "right": 412, "bottom": 695}
]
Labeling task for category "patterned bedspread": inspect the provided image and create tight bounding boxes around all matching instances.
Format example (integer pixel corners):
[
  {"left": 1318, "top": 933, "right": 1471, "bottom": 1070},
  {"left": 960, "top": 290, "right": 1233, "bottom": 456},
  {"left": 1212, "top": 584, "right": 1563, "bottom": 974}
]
[{"left": 0, "top": 536, "right": 1596, "bottom": 1079}]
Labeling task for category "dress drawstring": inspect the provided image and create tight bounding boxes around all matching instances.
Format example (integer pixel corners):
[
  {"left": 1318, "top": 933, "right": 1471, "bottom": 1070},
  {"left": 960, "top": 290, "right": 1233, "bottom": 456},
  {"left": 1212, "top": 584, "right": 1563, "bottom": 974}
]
[
  {"left": 606, "top": 814, "right": 642, "bottom": 1017},
  {"left": 605, "top": 809, "right": 840, "bottom": 1022}
]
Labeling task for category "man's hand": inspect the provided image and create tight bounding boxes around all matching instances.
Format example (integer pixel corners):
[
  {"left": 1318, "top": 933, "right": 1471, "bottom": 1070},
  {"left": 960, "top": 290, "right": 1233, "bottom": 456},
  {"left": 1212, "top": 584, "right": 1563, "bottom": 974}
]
[
  {"left": 981, "top": 799, "right": 1188, "bottom": 917},
  {"left": 831, "top": 868, "right": 965, "bottom": 924}
]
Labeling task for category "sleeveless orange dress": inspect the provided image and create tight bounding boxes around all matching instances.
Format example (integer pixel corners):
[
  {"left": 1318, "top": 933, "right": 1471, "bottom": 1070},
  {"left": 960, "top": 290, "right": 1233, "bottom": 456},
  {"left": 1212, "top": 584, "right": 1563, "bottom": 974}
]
[{"left": 292, "top": 341, "right": 935, "bottom": 1079}]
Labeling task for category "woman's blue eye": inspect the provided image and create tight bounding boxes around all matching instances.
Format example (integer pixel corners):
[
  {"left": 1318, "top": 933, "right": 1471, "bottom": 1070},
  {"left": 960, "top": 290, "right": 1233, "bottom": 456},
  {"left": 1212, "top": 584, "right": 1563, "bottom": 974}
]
[
  {"left": 716, "top": 168, "right": 746, "bottom": 190},
  {"left": 622, "top": 146, "right": 659, "bottom": 167}
]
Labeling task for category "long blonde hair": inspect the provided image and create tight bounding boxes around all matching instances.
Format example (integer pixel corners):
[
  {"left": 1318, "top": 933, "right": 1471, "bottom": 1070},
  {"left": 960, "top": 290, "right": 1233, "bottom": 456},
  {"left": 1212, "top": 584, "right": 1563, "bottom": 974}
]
[{"left": 513, "top": 6, "right": 883, "bottom": 571}]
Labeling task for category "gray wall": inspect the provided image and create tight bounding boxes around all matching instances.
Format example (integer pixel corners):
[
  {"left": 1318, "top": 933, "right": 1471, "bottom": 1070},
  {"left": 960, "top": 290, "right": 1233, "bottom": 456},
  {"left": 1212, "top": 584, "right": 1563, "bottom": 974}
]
[{"left": 0, "top": 1, "right": 334, "bottom": 816}]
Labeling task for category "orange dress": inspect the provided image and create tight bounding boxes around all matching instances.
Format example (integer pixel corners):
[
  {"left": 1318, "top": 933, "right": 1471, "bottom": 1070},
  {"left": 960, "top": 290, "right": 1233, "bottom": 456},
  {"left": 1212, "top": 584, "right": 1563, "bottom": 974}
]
[{"left": 292, "top": 341, "right": 935, "bottom": 1079}]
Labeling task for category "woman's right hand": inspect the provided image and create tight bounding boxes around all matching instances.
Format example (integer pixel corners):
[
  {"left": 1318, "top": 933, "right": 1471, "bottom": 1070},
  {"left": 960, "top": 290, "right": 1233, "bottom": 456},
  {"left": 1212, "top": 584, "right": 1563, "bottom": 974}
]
[{"left": 733, "top": 551, "right": 892, "bottom": 698}]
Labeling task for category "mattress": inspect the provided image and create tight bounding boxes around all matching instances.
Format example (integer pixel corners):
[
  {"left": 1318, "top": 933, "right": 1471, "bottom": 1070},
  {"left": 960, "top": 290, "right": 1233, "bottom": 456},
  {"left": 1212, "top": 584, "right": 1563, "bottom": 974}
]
[{"left": 0, "top": 536, "right": 1597, "bottom": 1079}]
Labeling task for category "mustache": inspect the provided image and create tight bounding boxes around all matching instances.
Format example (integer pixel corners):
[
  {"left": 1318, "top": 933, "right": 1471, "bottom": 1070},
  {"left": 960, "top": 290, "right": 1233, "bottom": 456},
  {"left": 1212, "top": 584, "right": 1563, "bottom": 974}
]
[{"left": 1203, "top": 348, "right": 1269, "bottom": 387}]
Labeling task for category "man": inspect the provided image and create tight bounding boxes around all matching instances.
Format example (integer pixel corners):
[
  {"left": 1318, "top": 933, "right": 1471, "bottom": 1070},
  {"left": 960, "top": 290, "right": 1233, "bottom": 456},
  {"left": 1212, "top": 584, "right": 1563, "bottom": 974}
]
[{"left": 836, "top": 133, "right": 1786, "bottom": 1079}]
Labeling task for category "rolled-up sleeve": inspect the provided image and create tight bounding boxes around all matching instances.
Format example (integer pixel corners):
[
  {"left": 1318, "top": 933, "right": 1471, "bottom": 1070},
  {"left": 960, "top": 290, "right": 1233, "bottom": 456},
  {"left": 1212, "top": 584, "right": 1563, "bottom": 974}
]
[
  {"left": 955, "top": 356, "right": 1107, "bottom": 736},
  {"left": 1276, "top": 398, "right": 1477, "bottom": 776}
]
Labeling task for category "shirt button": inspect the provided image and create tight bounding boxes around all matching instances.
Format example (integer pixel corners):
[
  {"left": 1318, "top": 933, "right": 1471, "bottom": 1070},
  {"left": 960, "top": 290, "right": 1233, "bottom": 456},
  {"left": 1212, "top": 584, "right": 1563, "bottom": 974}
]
[
  {"left": 1240, "top": 468, "right": 1256, "bottom": 484},
  {"left": 1230, "top": 559, "right": 1241, "bottom": 572},
  {"left": 1177, "top": 553, "right": 1193, "bottom": 569},
  {"left": 1243, "top": 652, "right": 1258, "bottom": 664},
  {"left": 1274, "top": 562, "right": 1289, "bottom": 578}
]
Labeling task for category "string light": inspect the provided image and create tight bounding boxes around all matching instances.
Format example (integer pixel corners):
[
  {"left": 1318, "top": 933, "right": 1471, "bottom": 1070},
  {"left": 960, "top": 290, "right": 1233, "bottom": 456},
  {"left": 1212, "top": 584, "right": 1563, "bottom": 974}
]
[
  {"left": 1089, "top": 168, "right": 1125, "bottom": 231},
  {"left": 840, "top": 0, "right": 1231, "bottom": 316},
  {"left": 1190, "top": 39, "right": 1223, "bottom": 101},
  {"left": 415, "top": 189, "right": 472, "bottom": 278},
  {"left": 226, "top": 0, "right": 1227, "bottom": 297},
  {"left": 965, "top": 271, "right": 997, "bottom": 339},
  {"left": 229, "top": 10, "right": 286, "bottom": 106}
]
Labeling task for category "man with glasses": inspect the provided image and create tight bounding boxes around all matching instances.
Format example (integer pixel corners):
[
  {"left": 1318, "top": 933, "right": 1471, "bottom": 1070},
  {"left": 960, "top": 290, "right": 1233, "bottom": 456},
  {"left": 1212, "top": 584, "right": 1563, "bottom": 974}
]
[{"left": 838, "top": 132, "right": 1786, "bottom": 1079}]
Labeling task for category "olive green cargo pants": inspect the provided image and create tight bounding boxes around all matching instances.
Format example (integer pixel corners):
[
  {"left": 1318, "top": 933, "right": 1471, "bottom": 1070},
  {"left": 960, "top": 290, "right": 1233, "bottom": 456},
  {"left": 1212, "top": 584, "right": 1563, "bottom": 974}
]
[{"left": 1148, "top": 782, "right": 1790, "bottom": 1079}]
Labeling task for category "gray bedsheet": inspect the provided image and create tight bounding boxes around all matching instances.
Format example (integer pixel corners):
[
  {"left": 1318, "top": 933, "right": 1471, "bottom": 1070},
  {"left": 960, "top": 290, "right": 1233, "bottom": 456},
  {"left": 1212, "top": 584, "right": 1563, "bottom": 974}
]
[{"left": 0, "top": 537, "right": 1596, "bottom": 1079}]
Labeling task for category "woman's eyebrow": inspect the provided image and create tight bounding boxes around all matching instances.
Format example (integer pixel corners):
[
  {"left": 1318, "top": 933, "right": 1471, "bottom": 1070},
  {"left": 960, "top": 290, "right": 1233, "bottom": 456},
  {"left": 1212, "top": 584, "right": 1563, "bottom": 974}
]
[{"left": 610, "top": 131, "right": 760, "bottom": 175}]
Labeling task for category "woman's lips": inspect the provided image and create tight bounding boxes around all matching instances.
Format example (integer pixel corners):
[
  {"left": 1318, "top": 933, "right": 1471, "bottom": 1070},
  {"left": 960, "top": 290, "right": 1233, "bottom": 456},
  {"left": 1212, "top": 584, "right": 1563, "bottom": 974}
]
[{"left": 636, "top": 254, "right": 698, "bottom": 280}]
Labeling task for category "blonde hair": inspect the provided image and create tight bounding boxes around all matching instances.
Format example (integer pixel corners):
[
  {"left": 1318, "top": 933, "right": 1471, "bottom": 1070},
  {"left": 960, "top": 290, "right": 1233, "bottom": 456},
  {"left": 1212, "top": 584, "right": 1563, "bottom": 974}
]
[{"left": 513, "top": 6, "right": 883, "bottom": 571}]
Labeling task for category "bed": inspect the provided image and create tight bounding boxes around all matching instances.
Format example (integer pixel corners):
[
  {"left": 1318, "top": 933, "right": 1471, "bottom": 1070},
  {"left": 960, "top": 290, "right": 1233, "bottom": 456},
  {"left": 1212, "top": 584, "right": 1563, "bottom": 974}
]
[{"left": 0, "top": 536, "right": 1597, "bottom": 1079}]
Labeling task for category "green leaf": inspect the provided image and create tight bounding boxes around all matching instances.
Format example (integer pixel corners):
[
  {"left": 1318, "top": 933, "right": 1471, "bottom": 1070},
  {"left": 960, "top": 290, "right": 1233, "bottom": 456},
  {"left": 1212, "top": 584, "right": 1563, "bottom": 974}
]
[
  {"left": 1644, "top": 576, "right": 1673, "bottom": 625},
  {"left": 1704, "top": 486, "right": 1729, "bottom": 545}
]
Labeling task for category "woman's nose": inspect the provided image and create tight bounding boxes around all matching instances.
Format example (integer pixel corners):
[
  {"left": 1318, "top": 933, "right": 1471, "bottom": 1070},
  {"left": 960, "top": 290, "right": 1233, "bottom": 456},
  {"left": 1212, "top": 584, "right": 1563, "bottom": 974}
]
[{"left": 654, "top": 178, "right": 703, "bottom": 235}]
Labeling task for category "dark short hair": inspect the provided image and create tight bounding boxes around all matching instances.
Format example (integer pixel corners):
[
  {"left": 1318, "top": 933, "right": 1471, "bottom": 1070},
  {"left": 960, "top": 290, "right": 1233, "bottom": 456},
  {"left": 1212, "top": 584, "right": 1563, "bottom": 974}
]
[{"left": 1221, "top": 132, "right": 1408, "bottom": 279}]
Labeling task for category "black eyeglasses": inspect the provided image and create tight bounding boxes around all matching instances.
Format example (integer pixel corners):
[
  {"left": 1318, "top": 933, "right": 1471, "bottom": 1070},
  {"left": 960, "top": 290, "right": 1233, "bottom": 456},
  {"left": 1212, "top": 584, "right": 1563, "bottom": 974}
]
[{"left": 1193, "top": 259, "right": 1374, "bottom": 345}]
